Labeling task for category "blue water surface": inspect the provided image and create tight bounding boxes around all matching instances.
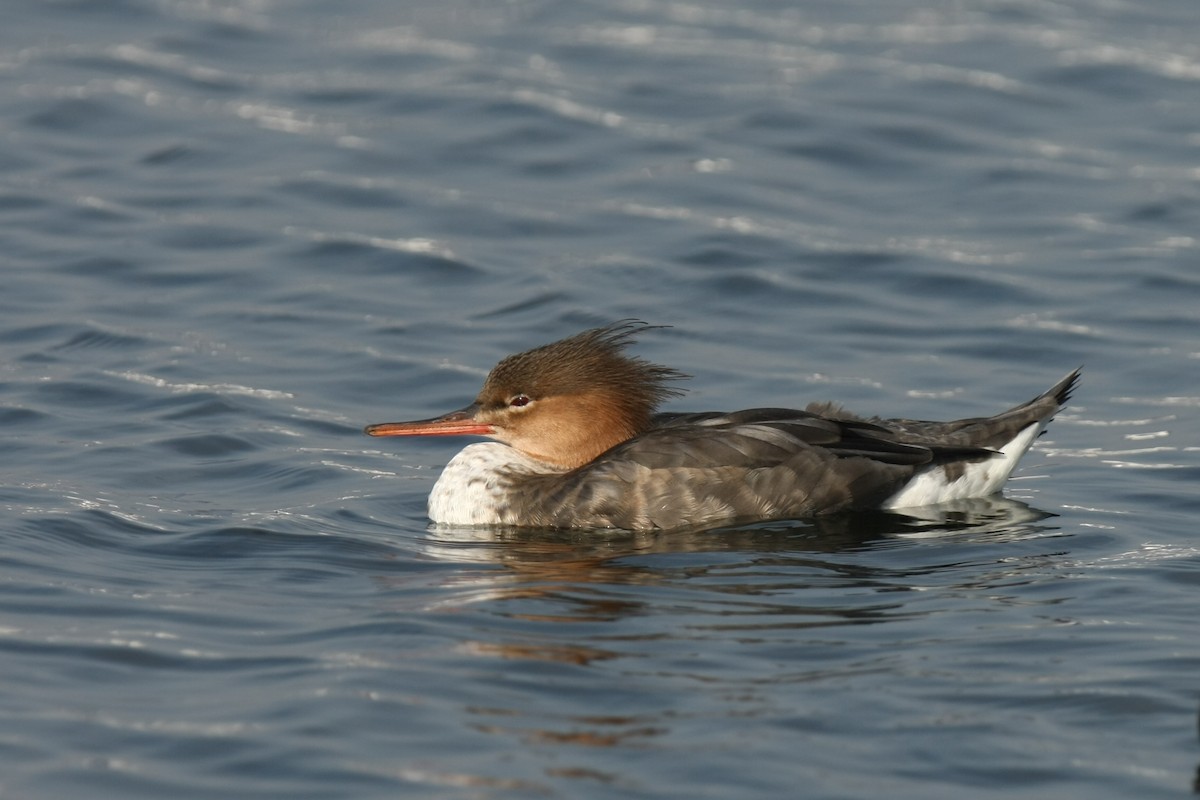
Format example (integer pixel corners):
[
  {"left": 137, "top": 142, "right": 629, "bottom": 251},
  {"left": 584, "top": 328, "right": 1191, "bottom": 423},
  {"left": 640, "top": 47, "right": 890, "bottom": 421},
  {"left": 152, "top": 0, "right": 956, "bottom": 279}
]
[{"left": 2, "top": 0, "right": 1199, "bottom": 797}]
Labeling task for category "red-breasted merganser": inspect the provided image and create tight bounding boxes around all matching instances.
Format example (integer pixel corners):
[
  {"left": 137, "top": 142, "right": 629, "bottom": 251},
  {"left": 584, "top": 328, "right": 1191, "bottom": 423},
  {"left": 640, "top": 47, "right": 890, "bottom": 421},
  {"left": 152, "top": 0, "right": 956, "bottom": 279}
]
[{"left": 365, "top": 322, "right": 1079, "bottom": 530}]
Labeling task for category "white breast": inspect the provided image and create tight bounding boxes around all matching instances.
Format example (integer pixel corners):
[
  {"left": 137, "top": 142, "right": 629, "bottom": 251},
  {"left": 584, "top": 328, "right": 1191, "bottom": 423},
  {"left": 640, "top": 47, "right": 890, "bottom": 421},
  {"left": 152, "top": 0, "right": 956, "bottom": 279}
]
[{"left": 427, "top": 443, "right": 559, "bottom": 525}]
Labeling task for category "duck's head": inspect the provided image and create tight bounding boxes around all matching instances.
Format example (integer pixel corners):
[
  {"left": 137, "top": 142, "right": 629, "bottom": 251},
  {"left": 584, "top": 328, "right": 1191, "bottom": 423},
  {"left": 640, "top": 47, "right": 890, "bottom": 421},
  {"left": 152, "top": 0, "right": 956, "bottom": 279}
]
[{"left": 365, "top": 321, "right": 688, "bottom": 469}]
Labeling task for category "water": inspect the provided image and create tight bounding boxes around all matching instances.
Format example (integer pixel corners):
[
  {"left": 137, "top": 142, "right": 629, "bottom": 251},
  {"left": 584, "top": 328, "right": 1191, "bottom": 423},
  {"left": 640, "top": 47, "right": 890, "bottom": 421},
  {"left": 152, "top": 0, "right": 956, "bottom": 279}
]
[{"left": 2, "top": 0, "right": 1199, "bottom": 796}]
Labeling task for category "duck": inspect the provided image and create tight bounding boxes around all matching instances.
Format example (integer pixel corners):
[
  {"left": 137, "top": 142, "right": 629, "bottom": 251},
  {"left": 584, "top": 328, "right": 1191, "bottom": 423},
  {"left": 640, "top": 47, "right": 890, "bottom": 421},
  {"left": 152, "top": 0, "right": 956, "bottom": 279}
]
[{"left": 365, "top": 321, "right": 1078, "bottom": 530}]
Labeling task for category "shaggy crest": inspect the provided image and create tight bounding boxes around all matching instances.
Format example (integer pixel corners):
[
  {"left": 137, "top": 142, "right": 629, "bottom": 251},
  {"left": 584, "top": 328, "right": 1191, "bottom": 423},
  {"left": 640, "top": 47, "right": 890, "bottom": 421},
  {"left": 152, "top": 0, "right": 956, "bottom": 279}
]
[{"left": 477, "top": 321, "right": 688, "bottom": 427}]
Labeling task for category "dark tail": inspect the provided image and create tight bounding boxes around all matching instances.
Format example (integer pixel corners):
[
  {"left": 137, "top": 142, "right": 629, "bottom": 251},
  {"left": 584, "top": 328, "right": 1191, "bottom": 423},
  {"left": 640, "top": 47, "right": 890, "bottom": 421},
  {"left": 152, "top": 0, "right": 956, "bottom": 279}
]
[{"left": 1045, "top": 367, "right": 1082, "bottom": 409}]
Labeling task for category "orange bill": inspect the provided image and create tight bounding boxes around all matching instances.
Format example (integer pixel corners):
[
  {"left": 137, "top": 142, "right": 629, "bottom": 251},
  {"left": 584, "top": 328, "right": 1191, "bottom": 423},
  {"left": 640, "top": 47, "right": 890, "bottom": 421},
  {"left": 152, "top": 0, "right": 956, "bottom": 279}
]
[{"left": 364, "top": 405, "right": 493, "bottom": 437}]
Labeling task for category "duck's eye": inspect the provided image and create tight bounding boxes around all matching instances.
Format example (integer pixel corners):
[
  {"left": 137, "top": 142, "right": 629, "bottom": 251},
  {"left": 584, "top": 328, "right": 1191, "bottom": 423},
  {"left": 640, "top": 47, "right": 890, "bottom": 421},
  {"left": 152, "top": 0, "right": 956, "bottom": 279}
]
[{"left": 509, "top": 394, "right": 532, "bottom": 408}]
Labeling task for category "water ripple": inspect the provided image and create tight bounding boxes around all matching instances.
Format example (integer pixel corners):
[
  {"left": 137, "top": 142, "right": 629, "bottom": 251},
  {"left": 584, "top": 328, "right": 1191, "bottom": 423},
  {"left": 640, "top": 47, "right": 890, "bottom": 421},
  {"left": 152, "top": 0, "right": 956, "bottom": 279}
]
[{"left": 2, "top": 0, "right": 1198, "bottom": 797}]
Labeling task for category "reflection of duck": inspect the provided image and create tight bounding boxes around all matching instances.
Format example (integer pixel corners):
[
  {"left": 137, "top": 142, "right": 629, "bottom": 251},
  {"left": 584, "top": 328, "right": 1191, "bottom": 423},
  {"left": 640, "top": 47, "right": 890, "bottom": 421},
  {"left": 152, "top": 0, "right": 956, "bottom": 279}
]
[
  {"left": 1194, "top": 706, "right": 1200, "bottom": 793},
  {"left": 419, "top": 496, "right": 1060, "bottom": 569},
  {"left": 413, "top": 497, "right": 1064, "bottom": 639},
  {"left": 366, "top": 322, "right": 1079, "bottom": 531}
]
